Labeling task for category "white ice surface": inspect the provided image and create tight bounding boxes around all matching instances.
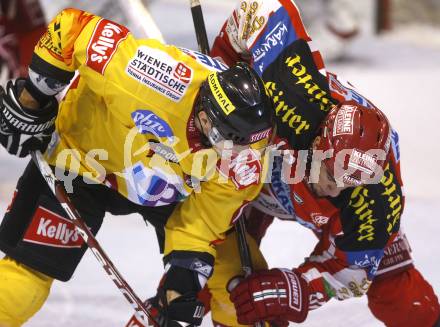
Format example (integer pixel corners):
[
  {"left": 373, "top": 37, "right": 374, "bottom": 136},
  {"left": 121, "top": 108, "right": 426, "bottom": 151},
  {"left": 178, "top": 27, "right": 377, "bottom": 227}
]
[{"left": 1, "top": 1, "right": 440, "bottom": 326}]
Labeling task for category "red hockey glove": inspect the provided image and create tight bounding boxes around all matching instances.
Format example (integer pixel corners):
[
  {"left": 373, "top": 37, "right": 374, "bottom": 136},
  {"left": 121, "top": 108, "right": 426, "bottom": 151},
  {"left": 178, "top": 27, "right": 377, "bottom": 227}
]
[{"left": 230, "top": 268, "right": 309, "bottom": 325}]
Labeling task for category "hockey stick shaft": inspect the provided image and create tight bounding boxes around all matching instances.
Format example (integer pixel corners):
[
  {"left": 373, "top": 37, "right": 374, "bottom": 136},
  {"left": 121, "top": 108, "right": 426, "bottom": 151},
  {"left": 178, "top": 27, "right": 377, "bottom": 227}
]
[
  {"left": 190, "top": 0, "right": 210, "bottom": 54},
  {"left": 31, "top": 151, "right": 158, "bottom": 327},
  {"left": 189, "top": 0, "right": 256, "bottom": 287},
  {"left": 235, "top": 215, "right": 253, "bottom": 277},
  {"left": 235, "top": 215, "right": 265, "bottom": 327},
  {"left": 188, "top": 3, "right": 265, "bottom": 326}
]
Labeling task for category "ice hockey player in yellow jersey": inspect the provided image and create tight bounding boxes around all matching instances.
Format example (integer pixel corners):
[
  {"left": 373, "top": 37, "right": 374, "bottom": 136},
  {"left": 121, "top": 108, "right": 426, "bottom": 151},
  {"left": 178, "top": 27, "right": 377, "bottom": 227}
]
[{"left": 0, "top": 8, "right": 274, "bottom": 326}]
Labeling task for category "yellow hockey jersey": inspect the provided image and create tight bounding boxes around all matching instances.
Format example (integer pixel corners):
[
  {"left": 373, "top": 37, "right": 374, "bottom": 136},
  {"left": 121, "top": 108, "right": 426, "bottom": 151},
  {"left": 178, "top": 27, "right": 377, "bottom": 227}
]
[{"left": 31, "top": 9, "right": 268, "bottom": 257}]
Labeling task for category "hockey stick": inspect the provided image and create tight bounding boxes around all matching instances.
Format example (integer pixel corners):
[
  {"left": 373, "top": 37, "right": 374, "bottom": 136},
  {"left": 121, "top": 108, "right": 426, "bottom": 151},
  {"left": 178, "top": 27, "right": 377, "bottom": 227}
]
[
  {"left": 235, "top": 214, "right": 265, "bottom": 327},
  {"left": 188, "top": 3, "right": 266, "bottom": 326},
  {"left": 31, "top": 150, "right": 159, "bottom": 327},
  {"left": 235, "top": 214, "right": 253, "bottom": 277},
  {"left": 190, "top": 0, "right": 210, "bottom": 54},
  {"left": 123, "top": 0, "right": 165, "bottom": 42}
]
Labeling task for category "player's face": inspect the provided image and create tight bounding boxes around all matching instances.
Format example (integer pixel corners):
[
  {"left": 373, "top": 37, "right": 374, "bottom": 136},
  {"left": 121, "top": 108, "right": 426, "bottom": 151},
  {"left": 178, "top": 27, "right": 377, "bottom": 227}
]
[
  {"left": 310, "top": 162, "right": 350, "bottom": 198},
  {"left": 197, "top": 111, "right": 251, "bottom": 154}
]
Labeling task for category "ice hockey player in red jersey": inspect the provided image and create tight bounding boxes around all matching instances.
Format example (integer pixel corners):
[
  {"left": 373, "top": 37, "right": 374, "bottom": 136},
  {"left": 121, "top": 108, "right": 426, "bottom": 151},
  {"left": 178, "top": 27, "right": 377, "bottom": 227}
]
[
  {"left": 223, "top": 102, "right": 440, "bottom": 327},
  {"left": 203, "top": 0, "right": 440, "bottom": 326}
]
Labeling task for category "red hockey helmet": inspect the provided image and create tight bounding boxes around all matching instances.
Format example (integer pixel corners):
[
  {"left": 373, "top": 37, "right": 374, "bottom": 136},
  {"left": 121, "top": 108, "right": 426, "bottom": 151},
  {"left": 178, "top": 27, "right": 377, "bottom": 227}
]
[{"left": 315, "top": 100, "right": 391, "bottom": 186}]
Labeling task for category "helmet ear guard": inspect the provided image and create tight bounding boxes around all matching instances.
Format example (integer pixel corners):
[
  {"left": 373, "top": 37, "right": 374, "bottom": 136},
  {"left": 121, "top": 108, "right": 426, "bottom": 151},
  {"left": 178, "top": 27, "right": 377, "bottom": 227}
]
[{"left": 315, "top": 101, "right": 391, "bottom": 186}]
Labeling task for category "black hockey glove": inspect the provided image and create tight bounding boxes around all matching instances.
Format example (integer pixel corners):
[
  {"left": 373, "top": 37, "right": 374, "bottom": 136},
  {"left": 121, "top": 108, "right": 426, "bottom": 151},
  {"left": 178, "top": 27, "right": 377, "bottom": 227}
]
[
  {"left": 155, "top": 265, "right": 206, "bottom": 327},
  {"left": 0, "top": 78, "right": 58, "bottom": 157},
  {"left": 124, "top": 291, "right": 204, "bottom": 327},
  {"left": 143, "top": 266, "right": 210, "bottom": 327}
]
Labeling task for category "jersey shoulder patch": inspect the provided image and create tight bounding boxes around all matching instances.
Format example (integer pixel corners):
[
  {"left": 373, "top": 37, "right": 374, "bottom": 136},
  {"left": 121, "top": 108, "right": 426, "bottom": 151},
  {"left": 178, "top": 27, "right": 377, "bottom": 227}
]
[{"left": 86, "top": 18, "right": 130, "bottom": 75}]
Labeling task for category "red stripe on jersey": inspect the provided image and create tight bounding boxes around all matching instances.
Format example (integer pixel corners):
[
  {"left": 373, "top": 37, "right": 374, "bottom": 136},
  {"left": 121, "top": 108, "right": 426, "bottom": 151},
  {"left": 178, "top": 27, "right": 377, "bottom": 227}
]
[
  {"left": 279, "top": 0, "right": 311, "bottom": 41},
  {"left": 312, "top": 51, "right": 326, "bottom": 71},
  {"left": 209, "top": 239, "right": 225, "bottom": 247},
  {"left": 70, "top": 75, "right": 81, "bottom": 90},
  {"left": 278, "top": 0, "right": 325, "bottom": 71},
  {"left": 230, "top": 201, "right": 251, "bottom": 225}
]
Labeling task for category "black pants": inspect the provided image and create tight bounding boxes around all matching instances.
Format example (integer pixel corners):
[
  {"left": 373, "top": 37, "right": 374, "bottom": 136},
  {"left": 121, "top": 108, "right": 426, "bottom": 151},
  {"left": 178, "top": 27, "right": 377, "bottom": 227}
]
[{"left": 0, "top": 160, "right": 176, "bottom": 281}]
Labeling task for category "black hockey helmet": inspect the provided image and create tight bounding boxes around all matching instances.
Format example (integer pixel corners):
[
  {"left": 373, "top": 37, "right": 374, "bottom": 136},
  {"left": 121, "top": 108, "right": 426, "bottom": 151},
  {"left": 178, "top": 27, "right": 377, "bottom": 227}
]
[{"left": 198, "top": 62, "right": 275, "bottom": 145}]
